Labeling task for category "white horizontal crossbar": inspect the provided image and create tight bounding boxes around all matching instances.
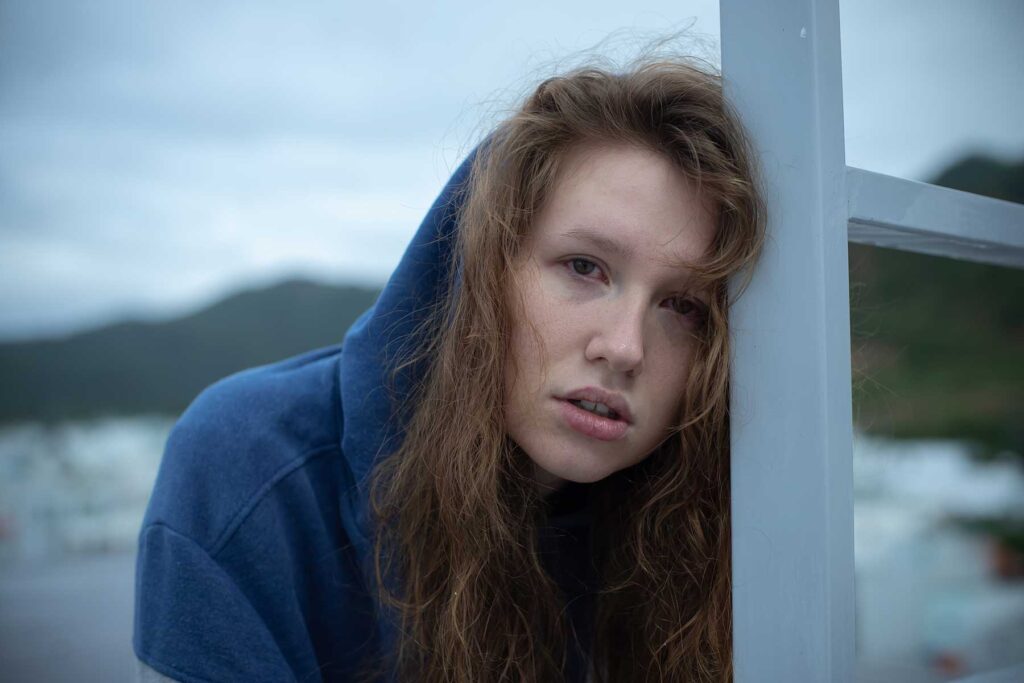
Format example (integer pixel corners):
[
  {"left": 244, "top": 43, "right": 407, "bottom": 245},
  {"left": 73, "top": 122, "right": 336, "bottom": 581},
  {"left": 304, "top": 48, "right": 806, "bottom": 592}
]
[{"left": 847, "top": 166, "right": 1024, "bottom": 269}]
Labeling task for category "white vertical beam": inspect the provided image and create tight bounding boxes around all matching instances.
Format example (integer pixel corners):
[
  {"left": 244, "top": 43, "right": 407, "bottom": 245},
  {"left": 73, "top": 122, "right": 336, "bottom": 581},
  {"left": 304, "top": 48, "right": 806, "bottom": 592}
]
[{"left": 721, "top": 1, "right": 856, "bottom": 682}]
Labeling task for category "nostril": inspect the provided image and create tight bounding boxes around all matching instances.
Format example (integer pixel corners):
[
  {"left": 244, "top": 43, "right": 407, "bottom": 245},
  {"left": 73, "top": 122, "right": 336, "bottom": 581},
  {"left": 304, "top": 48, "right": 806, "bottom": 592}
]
[{"left": 583, "top": 309, "right": 646, "bottom": 374}]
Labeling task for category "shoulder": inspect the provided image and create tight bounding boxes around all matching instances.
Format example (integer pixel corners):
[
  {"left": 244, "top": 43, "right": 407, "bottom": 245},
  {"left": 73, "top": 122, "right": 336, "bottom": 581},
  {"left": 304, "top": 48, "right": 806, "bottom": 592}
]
[
  {"left": 135, "top": 344, "right": 378, "bottom": 681},
  {"left": 141, "top": 343, "right": 345, "bottom": 550}
]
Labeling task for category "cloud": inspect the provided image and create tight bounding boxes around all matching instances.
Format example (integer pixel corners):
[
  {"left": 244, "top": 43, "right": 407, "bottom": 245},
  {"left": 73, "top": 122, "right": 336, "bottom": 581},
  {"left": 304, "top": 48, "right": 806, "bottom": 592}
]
[
  {"left": 3, "top": 0, "right": 1021, "bottom": 341},
  {"left": 840, "top": 0, "right": 1024, "bottom": 179}
]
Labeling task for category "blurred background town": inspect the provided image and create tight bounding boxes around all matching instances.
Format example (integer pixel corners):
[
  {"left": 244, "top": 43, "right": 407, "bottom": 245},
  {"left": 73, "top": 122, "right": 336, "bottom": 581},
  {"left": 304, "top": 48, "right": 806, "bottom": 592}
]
[{"left": 1, "top": 0, "right": 1022, "bottom": 681}]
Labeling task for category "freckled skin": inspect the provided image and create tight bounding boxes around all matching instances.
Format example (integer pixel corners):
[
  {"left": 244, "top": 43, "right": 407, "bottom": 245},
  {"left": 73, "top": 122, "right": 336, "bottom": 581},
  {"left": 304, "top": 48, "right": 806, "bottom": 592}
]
[{"left": 504, "top": 142, "right": 717, "bottom": 496}]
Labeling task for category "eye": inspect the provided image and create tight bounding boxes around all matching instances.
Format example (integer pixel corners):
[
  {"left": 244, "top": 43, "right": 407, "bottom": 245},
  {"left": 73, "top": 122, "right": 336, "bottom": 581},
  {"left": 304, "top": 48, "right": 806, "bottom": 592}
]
[
  {"left": 665, "top": 295, "right": 709, "bottom": 325},
  {"left": 566, "top": 257, "right": 604, "bottom": 279}
]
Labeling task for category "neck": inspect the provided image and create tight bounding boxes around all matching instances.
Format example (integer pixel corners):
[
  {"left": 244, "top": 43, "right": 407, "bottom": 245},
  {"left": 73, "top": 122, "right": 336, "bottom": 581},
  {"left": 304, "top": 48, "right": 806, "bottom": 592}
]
[{"left": 533, "top": 463, "right": 568, "bottom": 500}]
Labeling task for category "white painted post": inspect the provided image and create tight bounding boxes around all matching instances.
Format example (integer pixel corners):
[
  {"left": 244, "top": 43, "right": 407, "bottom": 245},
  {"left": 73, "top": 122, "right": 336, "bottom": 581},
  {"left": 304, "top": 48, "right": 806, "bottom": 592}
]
[{"left": 720, "top": 0, "right": 856, "bottom": 681}]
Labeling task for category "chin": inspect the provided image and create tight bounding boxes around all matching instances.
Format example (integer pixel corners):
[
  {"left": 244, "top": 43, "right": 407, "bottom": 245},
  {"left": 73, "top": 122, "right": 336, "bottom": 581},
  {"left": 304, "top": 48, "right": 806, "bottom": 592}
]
[{"left": 532, "top": 450, "right": 621, "bottom": 486}]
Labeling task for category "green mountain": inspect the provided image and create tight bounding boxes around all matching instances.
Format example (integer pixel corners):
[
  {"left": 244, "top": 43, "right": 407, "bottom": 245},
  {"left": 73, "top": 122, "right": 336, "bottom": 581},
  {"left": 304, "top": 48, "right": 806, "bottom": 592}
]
[
  {"left": 930, "top": 155, "right": 1024, "bottom": 203},
  {"left": 0, "top": 279, "right": 379, "bottom": 423}
]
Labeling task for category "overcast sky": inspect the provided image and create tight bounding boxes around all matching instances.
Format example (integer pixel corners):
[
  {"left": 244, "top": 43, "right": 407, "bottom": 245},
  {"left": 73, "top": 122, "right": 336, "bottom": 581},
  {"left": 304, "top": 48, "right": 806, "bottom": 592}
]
[{"left": 1, "top": 0, "right": 1021, "bottom": 341}]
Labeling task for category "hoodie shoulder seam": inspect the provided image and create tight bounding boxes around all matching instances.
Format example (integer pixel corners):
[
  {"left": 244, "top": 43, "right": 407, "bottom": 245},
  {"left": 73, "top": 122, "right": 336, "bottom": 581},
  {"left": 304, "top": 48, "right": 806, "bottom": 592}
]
[{"left": 207, "top": 442, "right": 339, "bottom": 558}]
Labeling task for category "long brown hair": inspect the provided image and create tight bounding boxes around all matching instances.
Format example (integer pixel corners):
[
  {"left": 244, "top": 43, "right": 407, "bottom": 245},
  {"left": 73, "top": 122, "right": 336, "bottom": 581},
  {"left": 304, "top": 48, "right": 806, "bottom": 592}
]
[{"left": 363, "top": 57, "right": 765, "bottom": 682}]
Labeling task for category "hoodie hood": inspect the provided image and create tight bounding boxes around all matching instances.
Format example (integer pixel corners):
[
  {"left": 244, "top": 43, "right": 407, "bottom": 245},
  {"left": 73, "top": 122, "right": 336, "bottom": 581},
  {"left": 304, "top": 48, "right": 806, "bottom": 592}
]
[
  {"left": 336, "top": 145, "right": 476, "bottom": 548},
  {"left": 334, "top": 145, "right": 479, "bottom": 677}
]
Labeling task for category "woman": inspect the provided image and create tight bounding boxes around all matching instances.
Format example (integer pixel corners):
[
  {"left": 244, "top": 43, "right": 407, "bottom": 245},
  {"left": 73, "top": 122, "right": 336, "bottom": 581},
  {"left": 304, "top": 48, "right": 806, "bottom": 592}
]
[{"left": 134, "top": 57, "right": 765, "bottom": 682}]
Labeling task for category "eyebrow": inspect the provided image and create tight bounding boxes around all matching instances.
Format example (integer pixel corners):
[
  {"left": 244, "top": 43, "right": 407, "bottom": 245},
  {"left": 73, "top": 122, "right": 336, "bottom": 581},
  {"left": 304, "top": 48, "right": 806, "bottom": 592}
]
[
  {"left": 562, "top": 228, "right": 635, "bottom": 261},
  {"left": 561, "top": 226, "right": 698, "bottom": 272}
]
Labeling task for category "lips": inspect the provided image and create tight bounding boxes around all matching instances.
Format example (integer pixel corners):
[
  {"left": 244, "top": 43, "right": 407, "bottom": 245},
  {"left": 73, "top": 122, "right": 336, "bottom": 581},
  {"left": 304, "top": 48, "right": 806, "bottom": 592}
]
[
  {"left": 560, "top": 386, "right": 634, "bottom": 424},
  {"left": 555, "top": 386, "right": 633, "bottom": 442}
]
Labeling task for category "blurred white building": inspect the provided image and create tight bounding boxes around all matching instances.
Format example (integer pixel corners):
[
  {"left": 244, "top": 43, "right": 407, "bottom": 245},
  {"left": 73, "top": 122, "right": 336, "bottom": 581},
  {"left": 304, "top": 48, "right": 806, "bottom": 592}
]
[
  {"left": 1, "top": 419, "right": 1022, "bottom": 679},
  {"left": 0, "top": 417, "right": 172, "bottom": 565},
  {"left": 853, "top": 434, "right": 1024, "bottom": 679}
]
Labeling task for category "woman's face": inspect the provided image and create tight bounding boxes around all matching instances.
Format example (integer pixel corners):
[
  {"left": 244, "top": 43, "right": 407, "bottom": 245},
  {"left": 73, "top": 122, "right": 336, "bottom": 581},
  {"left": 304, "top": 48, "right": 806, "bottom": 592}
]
[{"left": 504, "top": 142, "right": 716, "bottom": 494}]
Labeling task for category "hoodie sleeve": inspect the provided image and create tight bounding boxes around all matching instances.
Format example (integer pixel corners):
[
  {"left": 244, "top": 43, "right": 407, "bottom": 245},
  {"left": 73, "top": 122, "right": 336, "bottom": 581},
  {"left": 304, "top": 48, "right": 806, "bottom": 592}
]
[{"left": 134, "top": 523, "right": 296, "bottom": 683}]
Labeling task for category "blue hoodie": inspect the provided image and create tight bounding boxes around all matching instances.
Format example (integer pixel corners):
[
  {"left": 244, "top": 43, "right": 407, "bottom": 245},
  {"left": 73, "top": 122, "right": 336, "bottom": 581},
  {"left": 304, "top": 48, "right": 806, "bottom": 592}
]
[{"left": 133, "top": 148, "right": 597, "bottom": 682}]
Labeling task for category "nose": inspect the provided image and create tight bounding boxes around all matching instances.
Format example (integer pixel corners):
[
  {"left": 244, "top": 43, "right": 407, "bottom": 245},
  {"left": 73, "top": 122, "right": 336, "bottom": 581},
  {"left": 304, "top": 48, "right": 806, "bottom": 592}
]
[{"left": 584, "top": 296, "right": 645, "bottom": 375}]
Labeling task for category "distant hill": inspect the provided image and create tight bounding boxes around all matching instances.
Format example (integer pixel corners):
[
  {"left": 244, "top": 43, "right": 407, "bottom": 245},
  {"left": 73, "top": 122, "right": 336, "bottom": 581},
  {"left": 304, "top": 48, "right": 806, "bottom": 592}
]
[
  {"left": 1, "top": 154, "right": 1021, "bottom": 455},
  {"left": 930, "top": 154, "right": 1024, "bottom": 203},
  {"left": 849, "top": 154, "right": 1024, "bottom": 455},
  {"left": 0, "top": 279, "right": 379, "bottom": 423}
]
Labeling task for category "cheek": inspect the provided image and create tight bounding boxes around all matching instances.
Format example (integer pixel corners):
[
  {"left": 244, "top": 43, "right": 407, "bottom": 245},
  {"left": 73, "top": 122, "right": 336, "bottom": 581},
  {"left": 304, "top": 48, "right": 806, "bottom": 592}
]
[
  {"left": 647, "top": 343, "right": 698, "bottom": 424},
  {"left": 505, "top": 323, "right": 534, "bottom": 394},
  {"left": 504, "top": 298, "right": 549, "bottom": 415},
  {"left": 507, "top": 272, "right": 561, "bottom": 382}
]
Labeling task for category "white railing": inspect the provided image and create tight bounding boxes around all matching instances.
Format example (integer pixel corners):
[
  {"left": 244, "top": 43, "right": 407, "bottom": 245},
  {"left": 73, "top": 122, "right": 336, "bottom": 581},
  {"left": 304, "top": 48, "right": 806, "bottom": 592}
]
[
  {"left": 847, "top": 167, "right": 1024, "bottom": 268},
  {"left": 720, "top": 1, "right": 1024, "bottom": 681}
]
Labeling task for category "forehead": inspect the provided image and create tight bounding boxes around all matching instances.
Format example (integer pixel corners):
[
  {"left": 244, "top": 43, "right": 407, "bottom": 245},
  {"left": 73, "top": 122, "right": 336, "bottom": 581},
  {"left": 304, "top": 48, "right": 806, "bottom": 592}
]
[{"left": 531, "top": 142, "right": 716, "bottom": 270}]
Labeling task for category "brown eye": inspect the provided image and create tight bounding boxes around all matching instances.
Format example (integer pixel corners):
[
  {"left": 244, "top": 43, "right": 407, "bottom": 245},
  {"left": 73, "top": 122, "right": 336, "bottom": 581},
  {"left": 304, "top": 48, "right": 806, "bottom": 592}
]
[
  {"left": 672, "top": 298, "right": 696, "bottom": 315},
  {"left": 668, "top": 296, "right": 708, "bottom": 324},
  {"left": 570, "top": 258, "right": 598, "bottom": 276}
]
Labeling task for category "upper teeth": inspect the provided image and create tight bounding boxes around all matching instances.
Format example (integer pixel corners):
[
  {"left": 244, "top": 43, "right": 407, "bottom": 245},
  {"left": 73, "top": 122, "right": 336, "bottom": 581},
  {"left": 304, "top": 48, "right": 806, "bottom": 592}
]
[{"left": 574, "top": 399, "right": 615, "bottom": 418}]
